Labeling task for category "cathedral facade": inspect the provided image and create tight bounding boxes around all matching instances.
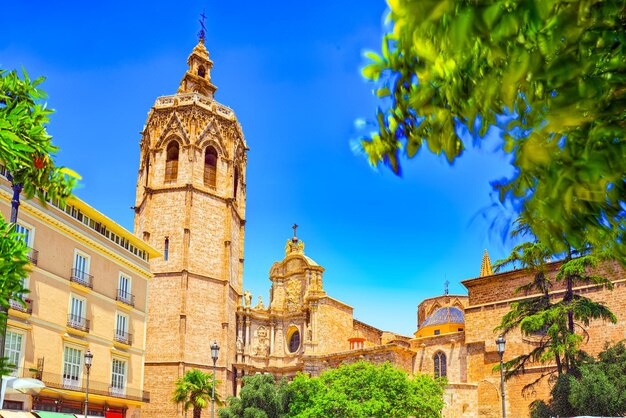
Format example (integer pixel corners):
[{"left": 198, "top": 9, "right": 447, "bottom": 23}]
[{"left": 134, "top": 39, "right": 626, "bottom": 418}]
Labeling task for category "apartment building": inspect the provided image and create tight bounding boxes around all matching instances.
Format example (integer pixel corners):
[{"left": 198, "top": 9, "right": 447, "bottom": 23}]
[{"left": 0, "top": 170, "right": 158, "bottom": 418}]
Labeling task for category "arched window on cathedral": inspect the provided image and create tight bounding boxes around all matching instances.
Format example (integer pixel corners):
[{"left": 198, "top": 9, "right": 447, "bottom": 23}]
[
  {"left": 288, "top": 330, "right": 300, "bottom": 353},
  {"left": 233, "top": 167, "right": 239, "bottom": 199},
  {"left": 165, "top": 141, "right": 179, "bottom": 183},
  {"left": 434, "top": 351, "right": 447, "bottom": 378},
  {"left": 204, "top": 147, "right": 218, "bottom": 188},
  {"left": 164, "top": 237, "right": 169, "bottom": 261},
  {"left": 197, "top": 66, "right": 206, "bottom": 78}
]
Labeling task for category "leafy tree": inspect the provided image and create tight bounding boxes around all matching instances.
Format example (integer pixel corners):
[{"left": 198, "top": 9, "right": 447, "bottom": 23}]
[
  {"left": 494, "top": 224, "right": 616, "bottom": 386},
  {"left": 361, "top": 0, "right": 626, "bottom": 258},
  {"left": 173, "top": 369, "right": 222, "bottom": 418},
  {"left": 531, "top": 341, "right": 626, "bottom": 417},
  {"left": 218, "top": 373, "right": 289, "bottom": 418},
  {"left": 286, "top": 361, "right": 445, "bottom": 418}
]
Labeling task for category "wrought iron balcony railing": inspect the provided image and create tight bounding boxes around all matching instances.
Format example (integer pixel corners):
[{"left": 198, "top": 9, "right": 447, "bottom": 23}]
[
  {"left": 67, "top": 314, "right": 90, "bottom": 332},
  {"left": 70, "top": 268, "right": 93, "bottom": 288},
  {"left": 114, "top": 330, "right": 132, "bottom": 346},
  {"left": 9, "top": 298, "right": 32, "bottom": 314},
  {"left": 11, "top": 368, "right": 150, "bottom": 403},
  {"left": 26, "top": 247, "right": 38, "bottom": 265},
  {"left": 116, "top": 289, "right": 135, "bottom": 307}
]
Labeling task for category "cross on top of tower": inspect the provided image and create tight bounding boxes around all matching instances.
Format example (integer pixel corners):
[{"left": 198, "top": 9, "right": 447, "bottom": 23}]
[
  {"left": 444, "top": 279, "right": 450, "bottom": 296},
  {"left": 198, "top": 10, "right": 207, "bottom": 43},
  {"left": 292, "top": 223, "right": 298, "bottom": 238}
]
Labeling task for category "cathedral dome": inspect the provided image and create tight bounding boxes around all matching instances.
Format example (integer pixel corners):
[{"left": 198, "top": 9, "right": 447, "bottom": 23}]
[{"left": 421, "top": 307, "right": 465, "bottom": 327}]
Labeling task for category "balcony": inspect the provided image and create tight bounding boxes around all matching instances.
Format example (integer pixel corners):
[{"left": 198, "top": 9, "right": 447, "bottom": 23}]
[
  {"left": 70, "top": 268, "right": 93, "bottom": 288},
  {"left": 12, "top": 368, "right": 150, "bottom": 403},
  {"left": 26, "top": 247, "right": 38, "bottom": 265},
  {"left": 67, "top": 314, "right": 90, "bottom": 332},
  {"left": 116, "top": 289, "right": 135, "bottom": 307},
  {"left": 114, "top": 330, "right": 132, "bottom": 346},
  {"left": 9, "top": 298, "right": 32, "bottom": 314}
]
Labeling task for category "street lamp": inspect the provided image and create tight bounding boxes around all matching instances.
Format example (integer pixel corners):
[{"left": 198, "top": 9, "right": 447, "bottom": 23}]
[
  {"left": 496, "top": 335, "right": 506, "bottom": 418},
  {"left": 84, "top": 350, "right": 93, "bottom": 418},
  {"left": 210, "top": 341, "right": 220, "bottom": 418}
]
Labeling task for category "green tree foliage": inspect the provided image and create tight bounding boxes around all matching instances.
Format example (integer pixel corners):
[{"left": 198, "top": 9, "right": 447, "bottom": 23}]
[
  {"left": 361, "top": 0, "right": 626, "bottom": 257},
  {"left": 0, "top": 220, "right": 29, "bottom": 313},
  {"left": 531, "top": 341, "right": 626, "bottom": 417},
  {"left": 286, "top": 361, "right": 445, "bottom": 418},
  {"left": 218, "top": 373, "right": 289, "bottom": 418},
  {"left": 0, "top": 69, "right": 77, "bottom": 202},
  {"left": 173, "top": 369, "right": 222, "bottom": 418},
  {"left": 494, "top": 226, "right": 616, "bottom": 385}
]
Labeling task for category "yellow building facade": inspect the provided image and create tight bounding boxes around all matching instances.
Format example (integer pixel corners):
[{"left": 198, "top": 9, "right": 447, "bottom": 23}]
[{"left": 0, "top": 169, "right": 158, "bottom": 417}]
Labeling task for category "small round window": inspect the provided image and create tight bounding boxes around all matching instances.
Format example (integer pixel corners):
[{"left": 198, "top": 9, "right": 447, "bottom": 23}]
[{"left": 288, "top": 330, "right": 300, "bottom": 353}]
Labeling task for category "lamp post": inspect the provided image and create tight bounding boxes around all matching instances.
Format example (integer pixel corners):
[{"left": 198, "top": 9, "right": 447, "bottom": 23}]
[
  {"left": 84, "top": 350, "right": 93, "bottom": 418},
  {"left": 496, "top": 335, "right": 506, "bottom": 418},
  {"left": 210, "top": 341, "right": 220, "bottom": 418}
]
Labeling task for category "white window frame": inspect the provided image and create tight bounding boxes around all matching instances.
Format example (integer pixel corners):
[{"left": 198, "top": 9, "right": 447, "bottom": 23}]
[
  {"left": 117, "top": 273, "right": 132, "bottom": 304},
  {"left": 4, "top": 330, "right": 24, "bottom": 377},
  {"left": 15, "top": 221, "right": 35, "bottom": 248},
  {"left": 115, "top": 312, "right": 129, "bottom": 336},
  {"left": 62, "top": 346, "right": 83, "bottom": 389},
  {"left": 110, "top": 357, "right": 127, "bottom": 396},
  {"left": 68, "top": 294, "right": 87, "bottom": 328},
  {"left": 73, "top": 249, "right": 90, "bottom": 276}
]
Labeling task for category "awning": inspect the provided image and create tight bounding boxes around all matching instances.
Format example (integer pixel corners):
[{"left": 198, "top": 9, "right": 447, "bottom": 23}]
[
  {"left": 105, "top": 413, "right": 123, "bottom": 418},
  {"left": 0, "top": 411, "right": 37, "bottom": 418},
  {"left": 32, "top": 413, "right": 76, "bottom": 418},
  {"left": 1, "top": 377, "right": 46, "bottom": 412}
]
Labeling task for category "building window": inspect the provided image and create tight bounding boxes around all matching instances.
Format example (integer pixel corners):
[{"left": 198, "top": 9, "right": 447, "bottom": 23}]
[
  {"left": 62, "top": 346, "right": 82, "bottom": 389},
  {"left": 111, "top": 358, "right": 127, "bottom": 396},
  {"left": 197, "top": 66, "right": 206, "bottom": 78},
  {"left": 204, "top": 147, "right": 218, "bottom": 188},
  {"left": 117, "top": 273, "right": 133, "bottom": 306},
  {"left": 434, "top": 352, "right": 447, "bottom": 378},
  {"left": 164, "top": 237, "right": 169, "bottom": 261},
  {"left": 72, "top": 250, "right": 91, "bottom": 286},
  {"left": 434, "top": 329, "right": 441, "bottom": 335},
  {"left": 14, "top": 223, "right": 32, "bottom": 247},
  {"left": 233, "top": 167, "right": 239, "bottom": 198},
  {"left": 68, "top": 295, "right": 87, "bottom": 330},
  {"left": 4, "top": 331, "right": 23, "bottom": 376},
  {"left": 288, "top": 330, "right": 300, "bottom": 353},
  {"left": 165, "top": 141, "right": 179, "bottom": 183},
  {"left": 115, "top": 313, "right": 130, "bottom": 345},
  {"left": 144, "top": 155, "right": 150, "bottom": 187}
]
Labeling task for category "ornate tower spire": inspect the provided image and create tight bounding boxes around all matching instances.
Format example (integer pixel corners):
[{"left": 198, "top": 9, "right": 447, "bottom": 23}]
[
  {"left": 177, "top": 16, "right": 218, "bottom": 98},
  {"left": 480, "top": 249, "right": 493, "bottom": 277}
]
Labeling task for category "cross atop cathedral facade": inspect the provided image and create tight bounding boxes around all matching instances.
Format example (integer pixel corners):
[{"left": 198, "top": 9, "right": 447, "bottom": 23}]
[
  {"left": 444, "top": 279, "right": 450, "bottom": 295},
  {"left": 292, "top": 223, "right": 298, "bottom": 239}
]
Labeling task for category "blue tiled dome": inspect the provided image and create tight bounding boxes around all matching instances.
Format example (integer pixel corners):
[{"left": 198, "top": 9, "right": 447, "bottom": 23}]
[{"left": 421, "top": 307, "right": 465, "bottom": 327}]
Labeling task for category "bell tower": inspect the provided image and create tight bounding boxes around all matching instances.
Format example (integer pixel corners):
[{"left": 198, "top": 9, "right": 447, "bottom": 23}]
[{"left": 134, "top": 36, "right": 247, "bottom": 418}]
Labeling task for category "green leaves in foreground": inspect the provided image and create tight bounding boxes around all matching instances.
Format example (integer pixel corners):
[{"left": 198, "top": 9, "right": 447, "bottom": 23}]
[
  {"left": 287, "top": 362, "right": 445, "bottom": 418},
  {"left": 0, "top": 68, "right": 78, "bottom": 203},
  {"left": 361, "top": 0, "right": 626, "bottom": 259}
]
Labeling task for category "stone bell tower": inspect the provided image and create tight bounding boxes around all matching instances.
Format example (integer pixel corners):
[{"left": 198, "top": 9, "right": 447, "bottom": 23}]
[{"left": 134, "top": 36, "right": 247, "bottom": 418}]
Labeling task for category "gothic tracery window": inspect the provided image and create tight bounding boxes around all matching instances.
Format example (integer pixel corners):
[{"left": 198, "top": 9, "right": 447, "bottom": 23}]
[
  {"left": 165, "top": 141, "right": 179, "bottom": 183},
  {"left": 434, "top": 351, "right": 447, "bottom": 378},
  {"left": 288, "top": 330, "right": 300, "bottom": 353},
  {"left": 204, "top": 147, "right": 217, "bottom": 188}
]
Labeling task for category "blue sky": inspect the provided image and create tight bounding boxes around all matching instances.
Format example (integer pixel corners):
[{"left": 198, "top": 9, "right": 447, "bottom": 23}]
[{"left": 2, "top": 1, "right": 516, "bottom": 335}]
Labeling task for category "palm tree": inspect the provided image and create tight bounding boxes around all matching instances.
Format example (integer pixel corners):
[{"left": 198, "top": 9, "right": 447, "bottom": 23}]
[{"left": 173, "top": 369, "right": 222, "bottom": 418}]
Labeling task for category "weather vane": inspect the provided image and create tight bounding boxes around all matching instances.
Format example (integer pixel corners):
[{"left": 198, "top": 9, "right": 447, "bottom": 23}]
[{"left": 198, "top": 10, "right": 207, "bottom": 42}]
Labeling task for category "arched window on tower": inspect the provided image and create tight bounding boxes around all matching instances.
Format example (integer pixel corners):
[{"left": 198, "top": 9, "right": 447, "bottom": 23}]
[
  {"left": 434, "top": 351, "right": 447, "bottom": 378},
  {"left": 165, "top": 141, "right": 179, "bottom": 183},
  {"left": 197, "top": 66, "right": 206, "bottom": 78},
  {"left": 233, "top": 167, "right": 239, "bottom": 199},
  {"left": 204, "top": 147, "right": 217, "bottom": 188},
  {"left": 144, "top": 155, "right": 150, "bottom": 187}
]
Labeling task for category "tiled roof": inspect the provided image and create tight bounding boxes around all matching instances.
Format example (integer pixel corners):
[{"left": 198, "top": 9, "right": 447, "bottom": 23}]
[{"left": 421, "top": 307, "right": 465, "bottom": 327}]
